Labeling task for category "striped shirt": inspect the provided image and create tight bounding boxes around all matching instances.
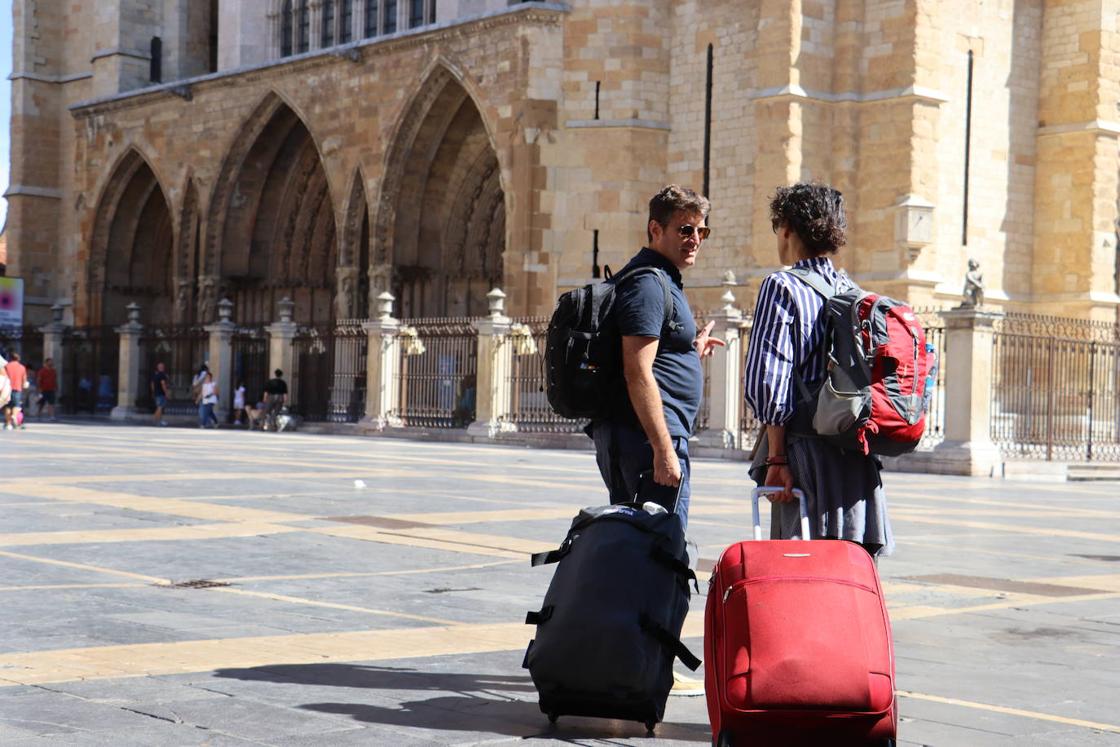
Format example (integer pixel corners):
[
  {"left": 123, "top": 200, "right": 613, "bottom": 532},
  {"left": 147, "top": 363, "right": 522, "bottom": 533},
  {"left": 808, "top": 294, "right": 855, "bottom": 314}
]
[{"left": 744, "top": 256, "right": 846, "bottom": 426}]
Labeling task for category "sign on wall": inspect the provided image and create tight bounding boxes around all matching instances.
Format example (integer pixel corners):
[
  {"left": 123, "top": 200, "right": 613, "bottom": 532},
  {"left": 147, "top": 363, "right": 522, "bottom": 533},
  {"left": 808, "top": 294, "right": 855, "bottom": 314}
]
[{"left": 0, "top": 277, "right": 24, "bottom": 327}]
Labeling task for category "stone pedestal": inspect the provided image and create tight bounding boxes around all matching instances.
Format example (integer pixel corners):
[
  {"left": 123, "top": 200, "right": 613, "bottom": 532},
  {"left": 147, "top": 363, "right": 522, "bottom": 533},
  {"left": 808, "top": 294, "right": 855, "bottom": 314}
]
[
  {"left": 110, "top": 304, "right": 143, "bottom": 420},
  {"left": 932, "top": 307, "right": 1005, "bottom": 476},
  {"left": 467, "top": 289, "right": 516, "bottom": 438},
  {"left": 697, "top": 294, "right": 744, "bottom": 449},
  {"left": 205, "top": 299, "right": 237, "bottom": 423},
  {"left": 266, "top": 297, "right": 298, "bottom": 407},
  {"left": 361, "top": 293, "right": 403, "bottom": 430}
]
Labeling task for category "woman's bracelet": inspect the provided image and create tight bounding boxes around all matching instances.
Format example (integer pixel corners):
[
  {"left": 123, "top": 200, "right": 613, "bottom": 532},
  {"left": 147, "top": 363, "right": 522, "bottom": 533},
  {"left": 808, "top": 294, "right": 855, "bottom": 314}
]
[{"left": 764, "top": 455, "right": 788, "bottom": 466}]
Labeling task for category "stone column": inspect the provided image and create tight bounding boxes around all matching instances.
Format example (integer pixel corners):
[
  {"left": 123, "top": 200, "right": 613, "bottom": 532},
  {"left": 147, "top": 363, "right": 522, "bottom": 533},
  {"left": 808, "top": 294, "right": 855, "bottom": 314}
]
[
  {"left": 110, "top": 303, "right": 143, "bottom": 421},
  {"left": 39, "top": 304, "right": 67, "bottom": 400},
  {"left": 361, "top": 292, "right": 403, "bottom": 431},
  {"left": 932, "top": 307, "right": 1004, "bottom": 476},
  {"left": 308, "top": 0, "right": 324, "bottom": 50},
  {"left": 467, "top": 289, "right": 516, "bottom": 438},
  {"left": 697, "top": 284, "right": 744, "bottom": 449},
  {"left": 267, "top": 297, "right": 299, "bottom": 407},
  {"left": 205, "top": 299, "right": 237, "bottom": 424}
]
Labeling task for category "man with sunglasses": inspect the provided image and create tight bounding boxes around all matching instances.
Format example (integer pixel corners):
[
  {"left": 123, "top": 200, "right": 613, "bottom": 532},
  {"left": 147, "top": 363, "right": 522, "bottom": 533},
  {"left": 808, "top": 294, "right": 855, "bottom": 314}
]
[{"left": 591, "top": 184, "right": 724, "bottom": 527}]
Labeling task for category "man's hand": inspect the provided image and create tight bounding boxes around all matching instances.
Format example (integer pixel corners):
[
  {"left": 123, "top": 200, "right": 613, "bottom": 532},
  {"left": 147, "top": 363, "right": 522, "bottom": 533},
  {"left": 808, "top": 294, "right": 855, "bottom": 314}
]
[
  {"left": 694, "top": 320, "right": 726, "bottom": 358},
  {"left": 653, "top": 447, "right": 682, "bottom": 487}
]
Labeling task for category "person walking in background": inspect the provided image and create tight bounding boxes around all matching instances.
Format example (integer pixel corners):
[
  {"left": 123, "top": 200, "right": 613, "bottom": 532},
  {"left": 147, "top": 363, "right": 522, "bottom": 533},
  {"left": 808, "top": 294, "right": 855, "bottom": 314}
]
[
  {"left": 744, "top": 183, "right": 893, "bottom": 557},
  {"left": 198, "top": 371, "right": 220, "bottom": 429},
  {"left": 233, "top": 381, "right": 247, "bottom": 426},
  {"left": 263, "top": 370, "right": 288, "bottom": 431},
  {"left": 3, "top": 353, "right": 29, "bottom": 430},
  {"left": 36, "top": 358, "right": 58, "bottom": 421},
  {"left": 150, "top": 362, "right": 170, "bottom": 427}
]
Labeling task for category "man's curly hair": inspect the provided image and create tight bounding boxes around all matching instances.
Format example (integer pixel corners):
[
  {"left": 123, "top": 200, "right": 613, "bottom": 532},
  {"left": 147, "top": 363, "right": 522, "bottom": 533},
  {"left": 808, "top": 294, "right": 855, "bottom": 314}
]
[{"left": 769, "top": 183, "right": 847, "bottom": 255}]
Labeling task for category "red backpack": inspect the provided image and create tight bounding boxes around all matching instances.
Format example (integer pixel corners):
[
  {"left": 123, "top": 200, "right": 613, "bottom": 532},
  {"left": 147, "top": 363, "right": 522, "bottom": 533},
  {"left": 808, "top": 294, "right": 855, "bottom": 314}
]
[{"left": 788, "top": 268, "right": 932, "bottom": 456}]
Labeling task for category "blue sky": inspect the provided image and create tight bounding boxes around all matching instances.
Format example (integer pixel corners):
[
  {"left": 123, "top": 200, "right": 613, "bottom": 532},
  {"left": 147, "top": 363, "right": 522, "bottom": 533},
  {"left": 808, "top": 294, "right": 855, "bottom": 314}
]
[{"left": 0, "top": 0, "right": 11, "bottom": 229}]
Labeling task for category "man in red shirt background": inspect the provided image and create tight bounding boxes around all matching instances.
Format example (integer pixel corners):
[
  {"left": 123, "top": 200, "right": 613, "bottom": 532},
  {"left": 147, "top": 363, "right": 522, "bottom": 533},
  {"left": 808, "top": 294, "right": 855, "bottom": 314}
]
[{"left": 36, "top": 357, "right": 58, "bottom": 421}]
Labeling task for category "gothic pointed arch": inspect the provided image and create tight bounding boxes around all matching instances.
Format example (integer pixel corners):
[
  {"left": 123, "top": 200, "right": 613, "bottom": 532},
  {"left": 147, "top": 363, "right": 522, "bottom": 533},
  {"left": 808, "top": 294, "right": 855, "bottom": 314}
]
[
  {"left": 375, "top": 62, "right": 506, "bottom": 317},
  {"left": 89, "top": 147, "right": 175, "bottom": 326},
  {"left": 339, "top": 169, "right": 370, "bottom": 319},
  {"left": 211, "top": 93, "right": 338, "bottom": 325}
]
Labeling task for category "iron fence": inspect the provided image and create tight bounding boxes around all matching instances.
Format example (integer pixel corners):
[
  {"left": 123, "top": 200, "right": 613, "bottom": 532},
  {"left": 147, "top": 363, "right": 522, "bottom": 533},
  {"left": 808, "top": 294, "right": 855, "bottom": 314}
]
[
  {"left": 916, "top": 309, "right": 947, "bottom": 449},
  {"left": 231, "top": 327, "right": 270, "bottom": 408},
  {"left": 139, "top": 325, "right": 209, "bottom": 415},
  {"left": 0, "top": 325, "right": 44, "bottom": 367},
  {"left": 292, "top": 325, "right": 336, "bottom": 422},
  {"left": 61, "top": 326, "right": 118, "bottom": 414},
  {"left": 991, "top": 314, "right": 1120, "bottom": 462},
  {"left": 328, "top": 321, "right": 367, "bottom": 423},
  {"left": 508, "top": 318, "right": 586, "bottom": 434},
  {"left": 395, "top": 317, "right": 478, "bottom": 428}
]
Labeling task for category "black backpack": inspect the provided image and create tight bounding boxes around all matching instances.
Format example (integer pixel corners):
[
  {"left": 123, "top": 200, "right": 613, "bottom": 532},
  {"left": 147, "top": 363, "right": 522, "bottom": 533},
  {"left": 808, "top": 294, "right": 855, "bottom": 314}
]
[{"left": 544, "top": 265, "right": 674, "bottom": 419}]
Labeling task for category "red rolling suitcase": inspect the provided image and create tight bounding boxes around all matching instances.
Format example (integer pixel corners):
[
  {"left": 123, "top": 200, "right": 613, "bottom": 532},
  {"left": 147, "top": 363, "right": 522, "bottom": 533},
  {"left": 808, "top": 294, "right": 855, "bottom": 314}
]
[{"left": 704, "top": 487, "right": 897, "bottom": 747}]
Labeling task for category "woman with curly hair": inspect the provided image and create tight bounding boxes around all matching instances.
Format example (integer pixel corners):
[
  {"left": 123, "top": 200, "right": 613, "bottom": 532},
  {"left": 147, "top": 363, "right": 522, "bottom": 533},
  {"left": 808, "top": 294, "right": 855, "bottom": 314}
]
[{"left": 743, "top": 183, "right": 893, "bottom": 557}]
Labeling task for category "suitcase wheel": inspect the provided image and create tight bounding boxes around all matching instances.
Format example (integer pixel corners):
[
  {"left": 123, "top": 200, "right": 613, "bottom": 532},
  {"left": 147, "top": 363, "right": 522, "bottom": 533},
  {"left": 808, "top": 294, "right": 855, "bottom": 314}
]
[
  {"left": 714, "top": 729, "right": 733, "bottom": 747},
  {"left": 547, "top": 713, "right": 558, "bottom": 725},
  {"left": 645, "top": 720, "right": 656, "bottom": 736}
]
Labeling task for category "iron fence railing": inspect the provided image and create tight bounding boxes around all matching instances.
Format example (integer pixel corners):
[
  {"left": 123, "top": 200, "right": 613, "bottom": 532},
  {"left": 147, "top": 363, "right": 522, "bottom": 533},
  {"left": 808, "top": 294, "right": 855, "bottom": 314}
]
[
  {"left": 328, "top": 322, "right": 367, "bottom": 423},
  {"left": 231, "top": 327, "right": 269, "bottom": 409},
  {"left": 292, "top": 325, "right": 336, "bottom": 422},
  {"left": 395, "top": 318, "right": 479, "bottom": 428},
  {"left": 61, "top": 326, "right": 118, "bottom": 414},
  {"left": 140, "top": 325, "right": 209, "bottom": 415},
  {"left": 991, "top": 314, "right": 1120, "bottom": 462},
  {"left": 508, "top": 318, "right": 586, "bottom": 434},
  {"left": 916, "top": 309, "right": 947, "bottom": 449},
  {"left": 0, "top": 325, "right": 44, "bottom": 367}
]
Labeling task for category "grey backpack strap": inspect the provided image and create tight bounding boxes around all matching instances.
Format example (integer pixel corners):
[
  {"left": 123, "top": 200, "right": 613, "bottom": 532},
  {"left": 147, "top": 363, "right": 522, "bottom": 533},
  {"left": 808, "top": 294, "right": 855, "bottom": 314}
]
[
  {"left": 786, "top": 266, "right": 838, "bottom": 300},
  {"left": 613, "top": 266, "right": 677, "bottom": 332}
]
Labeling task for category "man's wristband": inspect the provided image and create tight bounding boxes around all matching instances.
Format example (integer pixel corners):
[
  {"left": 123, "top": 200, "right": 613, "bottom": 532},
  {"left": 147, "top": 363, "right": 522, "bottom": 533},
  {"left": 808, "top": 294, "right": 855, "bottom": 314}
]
[{"left": 764, "top": 456, "right": 788, "bottom": 466}]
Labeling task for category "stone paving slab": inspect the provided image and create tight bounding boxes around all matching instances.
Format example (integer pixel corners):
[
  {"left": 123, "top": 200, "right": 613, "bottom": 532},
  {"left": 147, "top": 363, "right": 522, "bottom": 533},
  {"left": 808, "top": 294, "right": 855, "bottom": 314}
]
[{"left": 1, "top": 423, "right": 1119, "bottom": 745}]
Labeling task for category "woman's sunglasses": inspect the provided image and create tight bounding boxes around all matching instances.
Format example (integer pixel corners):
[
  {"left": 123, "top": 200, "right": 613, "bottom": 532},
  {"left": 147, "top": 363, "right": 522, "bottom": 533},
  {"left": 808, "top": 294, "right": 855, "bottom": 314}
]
[{"left": 677, "top": 224, "right": 711, "bottom": 241}]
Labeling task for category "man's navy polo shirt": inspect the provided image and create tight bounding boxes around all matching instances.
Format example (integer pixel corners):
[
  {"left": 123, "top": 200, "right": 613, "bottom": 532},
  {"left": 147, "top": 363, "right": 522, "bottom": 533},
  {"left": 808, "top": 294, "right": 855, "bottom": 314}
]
[{"left": 610, "top": 247, "right": 702, "bottom": 438}]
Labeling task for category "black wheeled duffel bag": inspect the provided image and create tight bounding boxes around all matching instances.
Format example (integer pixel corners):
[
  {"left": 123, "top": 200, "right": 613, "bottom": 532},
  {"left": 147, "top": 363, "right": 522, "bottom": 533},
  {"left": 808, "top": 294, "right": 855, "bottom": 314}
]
[{"left": 522, "top": 502, "right": 701, "bottom": 733}]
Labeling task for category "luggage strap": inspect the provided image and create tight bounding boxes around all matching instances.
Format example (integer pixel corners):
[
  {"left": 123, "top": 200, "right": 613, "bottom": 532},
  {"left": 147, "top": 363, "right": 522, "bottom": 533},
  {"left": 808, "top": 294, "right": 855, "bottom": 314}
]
[
  {"left": 639, "top": 613, "right": 701, "bottom": 671},
  {"left": 525, "top": 606, "right": 554, "bottom": 626},
  {"left": 650, "top": 544, "right": 699, "bottom": 593},
  {"left": 530, "top": 538, "right": 572, "bottom": 567}
]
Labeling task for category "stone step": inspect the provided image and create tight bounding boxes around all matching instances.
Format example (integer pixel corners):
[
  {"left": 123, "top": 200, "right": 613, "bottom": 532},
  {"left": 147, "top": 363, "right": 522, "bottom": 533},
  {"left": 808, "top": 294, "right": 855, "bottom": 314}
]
[{"left": 1067, "top": 463, "right": 1120, "bottom": 482}]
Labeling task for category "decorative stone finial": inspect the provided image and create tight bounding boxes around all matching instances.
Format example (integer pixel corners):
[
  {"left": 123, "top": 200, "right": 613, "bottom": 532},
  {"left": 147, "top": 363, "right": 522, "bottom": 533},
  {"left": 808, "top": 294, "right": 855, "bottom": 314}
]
[
  {"left": 722, "top": 270, "right": 737, "bottom": 287},
  {"left": 50, "top": 303, "right": 64, "bottom": 324},
  {"left": 487, "top": 288, "right": 506, "bottom": 319},
  {"left": 217, "top": 298, "right": 234, "bottom": 323},
  {"left": 278, "top": 297, "right": 295, "bottom": 324},
  {"left": 126, "top": 302, "right": 141, "bottom": 325},
  {"left": 377, "top": 291, "right": 395, "bottom": 321}
]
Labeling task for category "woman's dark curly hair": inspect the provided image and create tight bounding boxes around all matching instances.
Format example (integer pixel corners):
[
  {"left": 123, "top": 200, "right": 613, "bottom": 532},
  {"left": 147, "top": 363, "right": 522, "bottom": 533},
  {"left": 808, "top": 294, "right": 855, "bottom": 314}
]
[{"left": 769, "top": 183, "right": 847, "bottom": 255}]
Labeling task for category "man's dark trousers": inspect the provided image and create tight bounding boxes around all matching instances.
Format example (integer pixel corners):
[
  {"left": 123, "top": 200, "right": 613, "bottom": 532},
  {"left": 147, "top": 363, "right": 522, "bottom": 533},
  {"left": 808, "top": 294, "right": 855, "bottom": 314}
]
[{"left": 592, "top": 421, "right": 691, "bottom": 527}]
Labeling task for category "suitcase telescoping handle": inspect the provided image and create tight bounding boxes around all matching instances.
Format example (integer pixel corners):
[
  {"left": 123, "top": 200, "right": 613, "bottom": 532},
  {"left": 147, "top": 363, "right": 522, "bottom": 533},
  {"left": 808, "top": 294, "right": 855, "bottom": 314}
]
[{"left": 751, "top": 487, "right": 810, "bottom": 541}]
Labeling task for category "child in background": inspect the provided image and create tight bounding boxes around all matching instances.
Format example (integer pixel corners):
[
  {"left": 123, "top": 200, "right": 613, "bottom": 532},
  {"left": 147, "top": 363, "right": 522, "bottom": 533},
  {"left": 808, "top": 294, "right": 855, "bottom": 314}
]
[{"left": 233, "top": 381, "right": 247, "bottom": 426}]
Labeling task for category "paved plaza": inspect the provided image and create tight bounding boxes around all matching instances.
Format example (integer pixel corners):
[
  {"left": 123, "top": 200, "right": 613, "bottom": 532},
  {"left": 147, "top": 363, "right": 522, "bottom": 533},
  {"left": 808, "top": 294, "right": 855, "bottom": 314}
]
[{"left": 0, "top": 423, "right": 1117, "bottom": 746}]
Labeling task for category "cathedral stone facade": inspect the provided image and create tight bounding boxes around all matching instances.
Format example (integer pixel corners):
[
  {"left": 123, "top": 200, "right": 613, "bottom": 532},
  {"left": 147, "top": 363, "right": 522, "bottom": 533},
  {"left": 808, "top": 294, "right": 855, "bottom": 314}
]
[{"left": 7, "top": 0, "right": 1120, "bottom": 327}]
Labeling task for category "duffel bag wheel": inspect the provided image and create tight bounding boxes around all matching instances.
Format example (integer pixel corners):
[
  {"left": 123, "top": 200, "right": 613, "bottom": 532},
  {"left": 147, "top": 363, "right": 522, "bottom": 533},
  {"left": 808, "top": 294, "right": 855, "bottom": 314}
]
[{"left": 715, "top": 729, "right": 734, "bottom": 747}]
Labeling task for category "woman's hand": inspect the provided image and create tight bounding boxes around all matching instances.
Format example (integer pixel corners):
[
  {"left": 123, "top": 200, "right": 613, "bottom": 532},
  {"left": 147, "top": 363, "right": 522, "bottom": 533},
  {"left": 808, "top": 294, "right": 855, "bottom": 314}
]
[{"left": 763, "top": 463, "right": 795, "bottom": 502}]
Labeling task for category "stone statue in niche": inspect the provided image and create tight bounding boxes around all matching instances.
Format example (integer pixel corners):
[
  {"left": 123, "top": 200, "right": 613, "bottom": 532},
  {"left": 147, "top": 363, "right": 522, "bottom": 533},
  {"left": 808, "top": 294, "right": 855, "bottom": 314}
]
[
  {"left": 174, "top": 280, "right": 192, "bottom": 323},
  {"left": 961, "top": 258, "right": 984, "bottom": 308},
  {"left": 335, "top": 269, "right": 356, "bottom": 321},
  {"left": 197, "top": 277, "right": 218, "bottom": 323}
]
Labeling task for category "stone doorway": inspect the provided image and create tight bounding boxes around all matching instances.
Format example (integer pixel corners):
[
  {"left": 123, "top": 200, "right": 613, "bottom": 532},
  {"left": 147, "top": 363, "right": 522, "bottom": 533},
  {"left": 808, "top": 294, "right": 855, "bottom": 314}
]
[{"left": 377, "top": 69, "right": 505, "bottom": 319}]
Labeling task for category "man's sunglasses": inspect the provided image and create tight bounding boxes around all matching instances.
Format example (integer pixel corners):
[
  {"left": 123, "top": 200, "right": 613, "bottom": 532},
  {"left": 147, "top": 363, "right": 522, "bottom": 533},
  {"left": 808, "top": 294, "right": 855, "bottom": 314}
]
[{"left": 677, "top": 224, "right": 711, "bottom": 241}]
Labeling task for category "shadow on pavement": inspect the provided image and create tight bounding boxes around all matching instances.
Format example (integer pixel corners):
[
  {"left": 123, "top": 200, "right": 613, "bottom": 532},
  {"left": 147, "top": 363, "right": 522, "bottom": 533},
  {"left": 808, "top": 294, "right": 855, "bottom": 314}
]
[{"left": 213, "top": 663, "right": 709, "bottom": 741}]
